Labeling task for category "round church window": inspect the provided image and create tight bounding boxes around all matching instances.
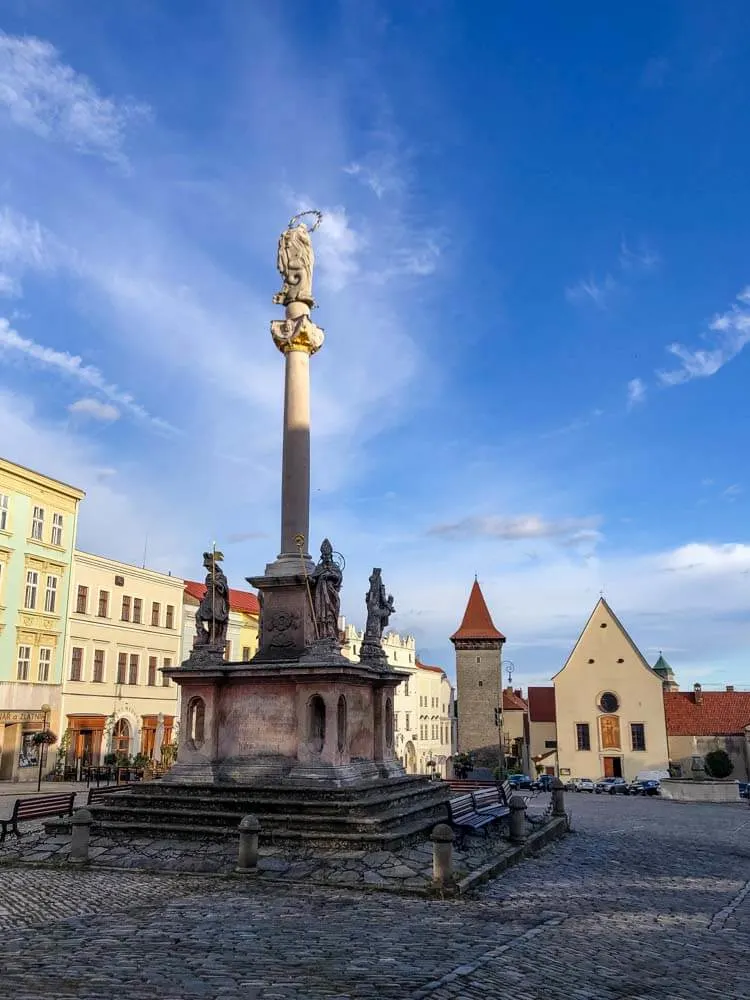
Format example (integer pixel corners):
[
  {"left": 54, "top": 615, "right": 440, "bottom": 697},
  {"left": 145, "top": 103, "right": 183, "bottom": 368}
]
[{"left": 599, "top": 692, "right": 619, "bottom": 713}]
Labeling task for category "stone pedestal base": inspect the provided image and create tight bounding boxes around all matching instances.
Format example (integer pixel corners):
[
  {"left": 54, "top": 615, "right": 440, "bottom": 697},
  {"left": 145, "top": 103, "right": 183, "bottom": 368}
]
[
  {"left": 246, "top": 573, "right": 316, "bottom": 662},
  {"left": 163, "top": 657, "right": 406, "bottom": 789}
]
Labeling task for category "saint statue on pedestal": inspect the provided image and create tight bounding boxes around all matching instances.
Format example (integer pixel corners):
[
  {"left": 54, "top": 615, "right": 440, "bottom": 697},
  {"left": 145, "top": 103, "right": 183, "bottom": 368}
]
[{"left": 310, "top": 539, "right": 342, "bottom": 640}]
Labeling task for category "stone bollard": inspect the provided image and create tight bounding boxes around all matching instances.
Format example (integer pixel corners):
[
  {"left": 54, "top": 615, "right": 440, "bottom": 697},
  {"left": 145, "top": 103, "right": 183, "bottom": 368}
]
[
  {"left": 430, "top": 823, "right": 455, "bottom": 887},
  {"left": 551, "top": 777, "right": 566, "bottom": 817},
  {"left": 69, "top": 808, "right": 92, "bottom": 864},
  {"left": 236, "top": 814, "right": 261, "bottom": 874},
  {"left": 508, "top": 794, "right": 527, "bottom": 843}
]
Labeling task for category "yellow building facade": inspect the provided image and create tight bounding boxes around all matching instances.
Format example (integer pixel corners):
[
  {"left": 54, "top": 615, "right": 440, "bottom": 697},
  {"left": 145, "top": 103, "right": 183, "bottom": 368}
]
[
  {"left": 60, "top": 550, "right": 184, "bottom": 770},
  {"left": 554, "top": 598, "right": 669, "bottom": 782},
  {"left": 0, "top": 458, "right": 84, "bottom": 781}
]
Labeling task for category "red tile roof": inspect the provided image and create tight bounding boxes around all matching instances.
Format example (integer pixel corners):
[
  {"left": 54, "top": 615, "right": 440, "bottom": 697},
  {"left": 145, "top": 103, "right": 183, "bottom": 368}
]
[
  {"left": 503, "top": 688, "right": 528, "bottom": 712},
  {"left": 416, "top": 660, "right": 446, "bottom": 676},
  {"left": 450, "top": 580, "right": 505, "bottom": 642},
  {"left": 184, "top": 580, "right": 260, "bottom": 616},
  {"left": 527, "top": 686, "right": 556, "bottom": 723},
  {"left": 664, "top": 690, "right": 750, "bottom": 736}
]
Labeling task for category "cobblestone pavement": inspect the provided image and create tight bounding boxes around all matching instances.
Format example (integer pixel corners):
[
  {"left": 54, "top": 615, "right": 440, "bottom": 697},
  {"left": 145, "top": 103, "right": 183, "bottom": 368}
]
[{"left": 1, "top": 793, "right": 748, "bottom": 999}]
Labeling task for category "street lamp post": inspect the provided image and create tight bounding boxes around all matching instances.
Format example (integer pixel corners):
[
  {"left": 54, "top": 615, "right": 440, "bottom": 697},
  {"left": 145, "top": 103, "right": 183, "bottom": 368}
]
[
  {"left": 499, "top": 659, "right": 516, "bottom": 777},
  {"left": 37, "top": 703, "right": 51, "bottom": 792}
]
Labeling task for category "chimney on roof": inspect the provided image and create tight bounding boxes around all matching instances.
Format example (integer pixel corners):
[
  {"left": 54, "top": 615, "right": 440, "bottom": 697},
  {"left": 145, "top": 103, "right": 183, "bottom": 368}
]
[
  {"left": 726, "top": 685, "right": 735, "bottom": 692},
  {"left": 514, "top": 688, "right": 522, "bottom": 699},
  {"left": 693, "top": 682, "right": 703, "bottom": 704}
]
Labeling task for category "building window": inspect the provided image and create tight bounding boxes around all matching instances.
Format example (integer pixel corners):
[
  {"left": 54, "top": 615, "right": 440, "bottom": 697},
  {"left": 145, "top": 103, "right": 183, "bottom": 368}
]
[
  {"left": 0, "top": 493, "right": 8, "bottom": 530},
  {"left": 165, "top": 604, "right": 175, "bottom": 629},
  {"left": 242, "top": 646, "right": 251, "bottom": 660},
  {"left": 51, "top": 512, "right": 63, "bottom": 546},
  {"left": 147, "top": 656, "right": 157, "bottom": 686},
  {"left": 121, "top": 596, "right": 131, "bottom": 621},
  {"left": 76, "top": 585, "right": 88, "bottom": 614},
  {"left": 44, "top": 574, "right": 58, "bottom": 613},
  {"left": 151, "top": 601, "right": 160, "bottom": 627},
  {"left": 31, "top": 505, "right": 44, "bottom": 540},
  {"left": 70, "top": 647, "right": 83, "bottom": 681},
  {"left": 128, "top": 654, "right": 139, "bottom": 685},
  {"left": 98, "top": 590, "right": 109, "bottom": 617},
  {"left": 25, "top": 570, "right": 39, "bottom": 609},
  {"left": 405, "top": 712, "right": 410, "bottom": 731},
  {"left": 93, "top": 649, "right": 105, "bottom": 683},
  {"left": 599, "top": 691, "right": 619, "bottom": 713},
  {"left": 631, "top": 723, "right": 646, "bottom": 752},
  {"left": 404, "top": 681, "right": 409, "bottom": 697},
  {"left": 544, "top": 740, "right": 558, "bottom": 749},
  {"left": 38, "top": 647, "right": 52, "bottom": 683},
  {"left": 162, "top": 658, "right": 171, "bottom": 686},
  {"left": 133, "top": 598, "right": 143, "bottom": 624},
  {"left": 575, "top": 723, "right": 590, "bottom": 751},
  {"left": 116, "top": 652, "right": 127, "bottom": 685},
  {"left": 112, "top": 718, "right": 130, "bottom": 756},
  {"left": 17, "top": 645, "right": 31, "bottom": 680}
]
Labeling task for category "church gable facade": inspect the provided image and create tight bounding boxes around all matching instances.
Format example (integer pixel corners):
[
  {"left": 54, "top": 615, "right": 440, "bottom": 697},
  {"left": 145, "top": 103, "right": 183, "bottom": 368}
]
[{"left": 553, "top": 599, "right": 669, "bottom": 782}]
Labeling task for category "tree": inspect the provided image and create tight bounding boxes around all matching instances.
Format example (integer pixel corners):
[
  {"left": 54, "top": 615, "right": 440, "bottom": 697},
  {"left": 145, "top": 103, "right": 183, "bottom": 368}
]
[
  {"left": 452, "top": 752, "right": 475, "bottom": 778},
  {"left": 704, "top": 748, "right": 733, "bottom": 779}
]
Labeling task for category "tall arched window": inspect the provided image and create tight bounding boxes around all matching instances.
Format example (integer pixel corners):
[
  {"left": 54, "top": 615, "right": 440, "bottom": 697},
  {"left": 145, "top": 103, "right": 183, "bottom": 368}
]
[
  {"left": 187, "top": 697, "right": 206, "bottom": 748},
  {"left": 337, "top": 695, "right": 347, "bottom": 753},
  {"left": 309, "top": 695, "right": 326, "bottom": 753},
  {"left": 112, "top": 718, "right": 130, "bottom": 756},
  {"left": 385, "top": 697, "right": 394, "bottom": 749}
]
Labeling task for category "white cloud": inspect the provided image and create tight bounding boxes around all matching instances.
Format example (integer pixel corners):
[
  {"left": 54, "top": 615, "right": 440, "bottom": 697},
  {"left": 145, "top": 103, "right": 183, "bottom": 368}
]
[
  {"left": 428, "top": 513, "right": 601, "bottom": 544},
  {"left": 723, "top": 484, "right": 742, "bottom": 499},
  {"left": 0, "top": 30, "right": 148, "bottom": 163},
  {"left": 658, "top": 286, "right": 750, "bottom": 386},
  {"left": 626, "top": 377, "right": 646, "bottom": 409},
  {"left": 68, "top": 397, "right": 120, "bottom": 422},
  {"left": 619, "top": 240, "right": 659, "bottom": 271},
  {"left": 0, "top": 272, "right": 20, "bottom": 297},
  {"left": 565, "top": 273, "right": 617, "bottom": 307},
  {"left": 0, "top": 317, "right": 172, "bottom": 431}
]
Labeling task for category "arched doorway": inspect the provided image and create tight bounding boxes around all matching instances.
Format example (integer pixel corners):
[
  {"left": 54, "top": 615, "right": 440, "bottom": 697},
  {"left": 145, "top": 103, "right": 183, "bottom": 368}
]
[
  {"left": 385, "top": 697, "right": 394, "bottom": 750},
  {"left": 404, "top": 740, "right": 417, "bottom": 774},
  {"left": 187, "top": 697, "right": 206, "bottom": 748},
  {"left": 112, "top": 718, "right": 131, "bottom": 757},
  {"left": 336, "top": 695, "right": 347, "bottom": 753},
  {"left": 309, "top": 695, "right": 326, "bottom": 753}
]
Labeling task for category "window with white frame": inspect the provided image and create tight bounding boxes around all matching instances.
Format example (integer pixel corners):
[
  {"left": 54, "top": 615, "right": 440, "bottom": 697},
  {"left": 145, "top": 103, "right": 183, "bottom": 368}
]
[
  {"left": 44, "top": 574, "right": 58, "bottom": 613},
  {"left": 25, "top": 570, "right": 39, "bottom": 609},
  {"left": 51, "top": 512, "right": 63, "bottom": 546},
  {"left": 0, "top": 493, "right": 8, "bottom": 531},
  {"left": 93, "top": 649, "right": 105, "bottom": 683},
  {"left": 31, "top": 506, "right": 44, "bottom": 540},
  {"left": 38, "top": 647, "right": 52, "bottom": 683},
  {"left": 17, "top": 645, "right": 31, "bottom": 680}
]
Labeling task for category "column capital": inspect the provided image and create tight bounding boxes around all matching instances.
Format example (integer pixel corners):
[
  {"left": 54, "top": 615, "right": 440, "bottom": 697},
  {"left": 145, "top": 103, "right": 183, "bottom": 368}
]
[{"left": 270, "top": 315, "right": 325, "bottom": 356}]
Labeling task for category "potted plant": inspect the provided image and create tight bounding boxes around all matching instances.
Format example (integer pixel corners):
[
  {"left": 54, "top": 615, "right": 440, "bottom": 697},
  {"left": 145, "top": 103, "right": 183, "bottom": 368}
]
[{"left": 31, "top": 729, "right": 57, "bottom": 747}]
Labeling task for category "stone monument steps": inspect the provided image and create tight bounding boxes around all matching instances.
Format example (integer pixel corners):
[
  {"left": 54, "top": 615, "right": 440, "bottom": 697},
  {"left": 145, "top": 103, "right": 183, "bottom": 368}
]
[
  {"left": 48, "top": 812, "right": 444, "bottom": 850},
  {"left": 99, "top": 779, "right": 445, "bottom": 818},
  {"left": 85, "top": 791, "right": 446, "bottom": 835}
]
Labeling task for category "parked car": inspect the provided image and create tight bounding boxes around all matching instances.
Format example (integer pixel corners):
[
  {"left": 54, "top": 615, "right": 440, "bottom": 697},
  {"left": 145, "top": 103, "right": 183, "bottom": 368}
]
[
  {"left": 629, "top": 778, "right": 660, "bottom": 796},
  {"left": 507, "top": 773, "right": 533, "bottom": 790},
  {"left": 738, "top": 782, "right": 749, "bottom": 799},
  {"left": 573, "top": 777, "right": 595, "bottom": 793},
  {"left": 531, "top": 774, "right": 556, "bottom": 791},
  {"left": 595, "top": 777, "right": 629, "bottom": 794}
]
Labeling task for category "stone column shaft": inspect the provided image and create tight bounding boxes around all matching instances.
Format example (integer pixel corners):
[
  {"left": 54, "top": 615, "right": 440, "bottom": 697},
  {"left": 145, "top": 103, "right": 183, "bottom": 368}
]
[{"left": 280, "top": 348, "right": 311, "bottom": 562}]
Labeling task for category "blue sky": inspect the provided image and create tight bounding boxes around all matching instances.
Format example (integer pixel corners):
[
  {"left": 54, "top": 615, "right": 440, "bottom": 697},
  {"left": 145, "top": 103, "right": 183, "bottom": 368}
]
[{"left": 1, "top": 1, "right": 749, "bottom": 690}]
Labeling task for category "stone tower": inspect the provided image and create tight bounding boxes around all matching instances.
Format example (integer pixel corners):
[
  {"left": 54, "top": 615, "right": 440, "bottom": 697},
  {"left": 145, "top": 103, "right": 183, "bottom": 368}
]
[{"left": 451, "top": 579, "right": 505, "bottom": 757}]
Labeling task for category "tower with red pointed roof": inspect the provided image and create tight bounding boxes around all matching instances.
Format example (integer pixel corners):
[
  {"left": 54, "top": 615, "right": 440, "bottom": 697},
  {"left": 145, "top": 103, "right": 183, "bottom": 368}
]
[{"left": 450, "top": 579, "right": 506, "bottom": 758}]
